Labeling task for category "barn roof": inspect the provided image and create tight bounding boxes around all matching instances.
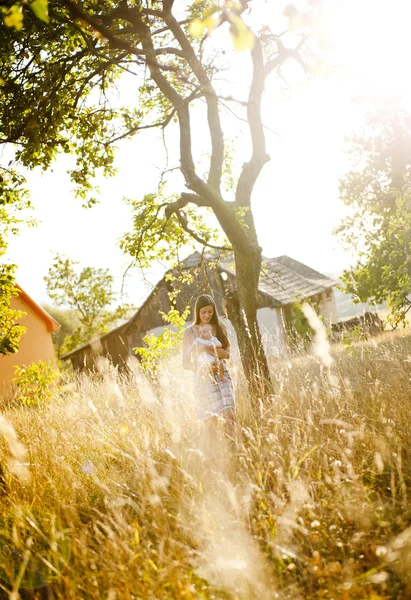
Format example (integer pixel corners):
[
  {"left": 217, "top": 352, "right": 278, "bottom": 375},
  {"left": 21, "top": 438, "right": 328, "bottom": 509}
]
[
  {"left": 182, "top": 251, "right": 337, "bottom": 307},
  {"left": 17, "top": 285, "right": 60, "bottom": 332}
]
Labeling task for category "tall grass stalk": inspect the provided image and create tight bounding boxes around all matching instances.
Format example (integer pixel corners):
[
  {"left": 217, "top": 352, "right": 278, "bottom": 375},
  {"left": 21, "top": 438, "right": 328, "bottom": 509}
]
[{"left": 0, "top": 332, "right": 410, "bottom": 599}]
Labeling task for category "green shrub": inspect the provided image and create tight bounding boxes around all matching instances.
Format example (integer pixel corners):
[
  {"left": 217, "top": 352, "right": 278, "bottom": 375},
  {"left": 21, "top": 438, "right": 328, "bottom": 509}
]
[
  {"left": 284, "top": 301, "right": 315, "bottom": 349},
  {"left": 13, "top": 360, "right": 59, "bottom": 405},
  {"left": 134, "top": 306, "right": 190, "bottom": 377}
]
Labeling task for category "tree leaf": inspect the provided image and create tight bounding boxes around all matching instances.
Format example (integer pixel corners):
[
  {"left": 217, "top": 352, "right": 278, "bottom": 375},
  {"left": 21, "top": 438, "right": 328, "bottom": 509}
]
[
  {"left": 201, "top": 14, "right": 217, "bottom": 34},
  {"left": 228, "top": 15, "right": 255, "bottom": 52},
  {"left": 4, "top": 5, "right": 24, "bottom": 31},
  {"left": 29, "top": 0, "right": 49, "bottom": 24},
  {"left": 189, "top": 18, "right": 204, "bottom": 37}
]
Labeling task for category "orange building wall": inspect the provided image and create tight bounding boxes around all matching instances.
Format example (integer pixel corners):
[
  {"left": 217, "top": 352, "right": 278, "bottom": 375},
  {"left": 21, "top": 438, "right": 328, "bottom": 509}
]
[{"left": 0, "top": 295, "right": 56, "bottom": 400}]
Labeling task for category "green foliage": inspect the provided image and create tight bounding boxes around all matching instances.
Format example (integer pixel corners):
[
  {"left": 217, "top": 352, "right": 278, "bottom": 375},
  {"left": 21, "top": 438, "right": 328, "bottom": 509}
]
[
  {"left": 341, "top": 324, "right": 367, "bottom": 348},
  {"left": 13, "top": 360, "right": 58, "bottom": 405},
  {"left": 2, "top": 0, "right": 49, "bottom": 31},
  {"left": 45, "top": 254, "right": 128, "bottom": 353},
  {"left": 120, "top": 190, "right": 227, "bottom": 269},
  {"left": 0, "top": 264, "right": 26, "bottom": 355},
  {"left": 0, "top": 164, "right": 32, "bottom": 358},
  {"left": 29, "top": 0, "right": 49, "bottom": 24},
  {"left": 0, "top": 2, "right": 125, "bottom": 202},
  {"left": 0, "top": 165, "right": 33, "bottom": 254},
  {"left": 0, "top": 165, "right": 29, "bottom": 208},
  {"left": 2, "top": 4, "right": 24, "bottom": 31},
  {"left": 0, "top": 166, "right": 31, "bottom": 356},
  {"left": 338, "top": 109, "right": 411, "bottom": 327},
  {"left": 189, "top": 4, "right": 255, "bottom": 52},
  {"left": 284, "top": 301, "right": 315, "bottom": 349},
  {"left": 228, "top": 13, "right": 255, "bottom": 52},
  {"left": 41, "top": 305, "right": 81, "bottom": 357},
  {"left": 0, "top": 0, "right": 235, "bottom": 203},
  {"left": 134, "top": 305, "right": 190, "bottom": 377}
]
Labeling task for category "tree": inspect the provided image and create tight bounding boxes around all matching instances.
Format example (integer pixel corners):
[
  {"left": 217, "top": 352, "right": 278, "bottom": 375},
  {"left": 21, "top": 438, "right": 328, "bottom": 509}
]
[
  {"left": 337, "top": 108, "right": 411, "bottom": 327},
  {"left": 0, "top": 163, "right": 33, "bottom": 355},
  {"left": 0, "top": 264, "right": 26, "bottom": 355},
  {"left": 45, "top": 255, "right": 128, "bottom": 353},
  {"left": 41, "top": 304, "right": 81, "bottom": 357},
  {"left": 1, "top": 0, "right": 317, "bottom": 399}
]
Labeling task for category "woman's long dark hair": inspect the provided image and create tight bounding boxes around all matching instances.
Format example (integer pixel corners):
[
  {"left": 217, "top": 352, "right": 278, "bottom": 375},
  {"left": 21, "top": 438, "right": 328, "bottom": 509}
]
[{"left": 194, "top": 294, "right": 230, "bottom": 349}]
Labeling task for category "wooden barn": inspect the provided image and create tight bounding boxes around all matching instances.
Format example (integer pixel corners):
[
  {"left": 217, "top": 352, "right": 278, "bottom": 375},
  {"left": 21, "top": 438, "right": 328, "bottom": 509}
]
[{"left": 61, "top": 252, "right": 338, "bottom": 373}]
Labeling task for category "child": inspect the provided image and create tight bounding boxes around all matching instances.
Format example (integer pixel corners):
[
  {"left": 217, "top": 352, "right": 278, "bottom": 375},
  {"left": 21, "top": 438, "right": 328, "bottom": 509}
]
[{"left": 191, "top": 323, "right": 228, "bottom": 382}]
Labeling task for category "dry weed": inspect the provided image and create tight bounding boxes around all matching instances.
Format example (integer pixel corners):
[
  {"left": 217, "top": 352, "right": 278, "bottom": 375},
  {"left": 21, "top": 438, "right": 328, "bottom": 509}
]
[{"left": 0, "top": 332, "right": 410, "bottom": 599}]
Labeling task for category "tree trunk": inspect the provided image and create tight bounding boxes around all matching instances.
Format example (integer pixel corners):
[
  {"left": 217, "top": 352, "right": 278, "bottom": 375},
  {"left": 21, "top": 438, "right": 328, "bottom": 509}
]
[{"left": 224, "top": 246, "right": 274, "bottom": 402}]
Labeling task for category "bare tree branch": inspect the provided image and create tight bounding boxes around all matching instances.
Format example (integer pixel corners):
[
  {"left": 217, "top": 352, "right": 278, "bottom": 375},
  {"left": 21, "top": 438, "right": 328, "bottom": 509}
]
[
  {"left": 234, "top": 33, "right": 307, "bottom": 209},
  {"left": 60, "top": 0, "right": 254, "bottom": 252},
  {"left": 127, "top": 15, "right": 194, "bottom": 167},
  {"left": 164, "top": 192, "right": 249, "bottom": 250},
  {"left": 163, "top": 7, "right": 225, "bottom": 194},
  {"left": 60, "top": 0, "right": 181, "bottom": 75},
  {"left": 235, "top": 35, "right": 270, "bottom": 208},
  {"left": 141, "top": 8, "right": 164, "bottom": 18},
  {"left": 61, "top": 1, "right": 141, "bottom": 55},
  {"left": 176, "top": 210, "right": 232, "bottom": 251},
  {"left": 106, "top": 105, "right": 179, "bottom": 146},
  {"left": 72, "top": 51, "right": 131, "bottom": 109},
  {"left": 265, "top": 35, "right": 308, "bottom": 75},
  {"left": 126, "top": 203, "right": 167, "bottom": 262},
  {"left": 164, "top": 193, "right": 210, "bottom": 218},
  {"left": 152, "top": 19, "right": 190, "bottom": 37},
  {"left": 105, "top": 85, "right": 201, "bottom": 147},
  {"left": 217, "top": 96, "right": 280, "bottom": 138},
  {"left": 132, "top": 46, "right": 187, "bottom": 58}
]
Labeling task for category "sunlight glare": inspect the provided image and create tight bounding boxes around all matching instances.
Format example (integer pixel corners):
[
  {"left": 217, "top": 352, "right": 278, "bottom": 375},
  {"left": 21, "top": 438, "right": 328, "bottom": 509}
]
[{"left": 327, "top": 0, "right": 411, "bottom": 103}]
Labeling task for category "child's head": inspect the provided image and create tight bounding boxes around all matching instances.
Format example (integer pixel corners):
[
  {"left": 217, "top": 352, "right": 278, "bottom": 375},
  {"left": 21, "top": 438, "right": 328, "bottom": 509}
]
[{"left": 199, "top": 323, "right": 213, "bottom": 339}]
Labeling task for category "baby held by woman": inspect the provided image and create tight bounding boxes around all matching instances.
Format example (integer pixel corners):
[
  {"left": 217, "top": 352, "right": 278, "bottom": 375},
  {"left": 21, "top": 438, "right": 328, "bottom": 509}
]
[{"left": 191, "top": 323, "right": 227, "bottom": 382}]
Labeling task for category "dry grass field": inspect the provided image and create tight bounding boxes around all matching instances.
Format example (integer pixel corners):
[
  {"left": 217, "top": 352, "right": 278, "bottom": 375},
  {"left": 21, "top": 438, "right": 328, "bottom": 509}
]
[{"left": 0, "top": 329, "right": 411, "bottom": 599}]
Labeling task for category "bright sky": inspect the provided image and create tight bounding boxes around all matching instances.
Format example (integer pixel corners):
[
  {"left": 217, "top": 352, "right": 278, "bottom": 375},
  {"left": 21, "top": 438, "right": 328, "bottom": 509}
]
[{"left": 4, "top": 0, "right": 411, "bottom": 309}]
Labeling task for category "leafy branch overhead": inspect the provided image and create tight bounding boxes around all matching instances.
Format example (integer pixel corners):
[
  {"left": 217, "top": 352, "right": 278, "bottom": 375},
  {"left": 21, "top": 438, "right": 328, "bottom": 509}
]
[
  {"left": 0, "top": 165, "right": 32, "bottom": 253},
  {"left": 120, "top": 190, "right": 231, "bottom": 270},
  {"left": 0, "top": 0, "right": 311, "bottom": 207}
]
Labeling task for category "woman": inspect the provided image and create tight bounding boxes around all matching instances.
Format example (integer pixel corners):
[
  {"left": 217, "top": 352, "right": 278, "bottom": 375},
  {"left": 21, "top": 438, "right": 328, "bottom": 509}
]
[{"left": 182, "top": 294, "right": 238, "bottom": 437}]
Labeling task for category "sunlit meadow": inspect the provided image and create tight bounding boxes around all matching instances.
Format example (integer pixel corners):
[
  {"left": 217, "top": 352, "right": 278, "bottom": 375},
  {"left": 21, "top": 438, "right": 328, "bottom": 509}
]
[{"left": 0, "top": 323, "right": 411, "bottom": 599}]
